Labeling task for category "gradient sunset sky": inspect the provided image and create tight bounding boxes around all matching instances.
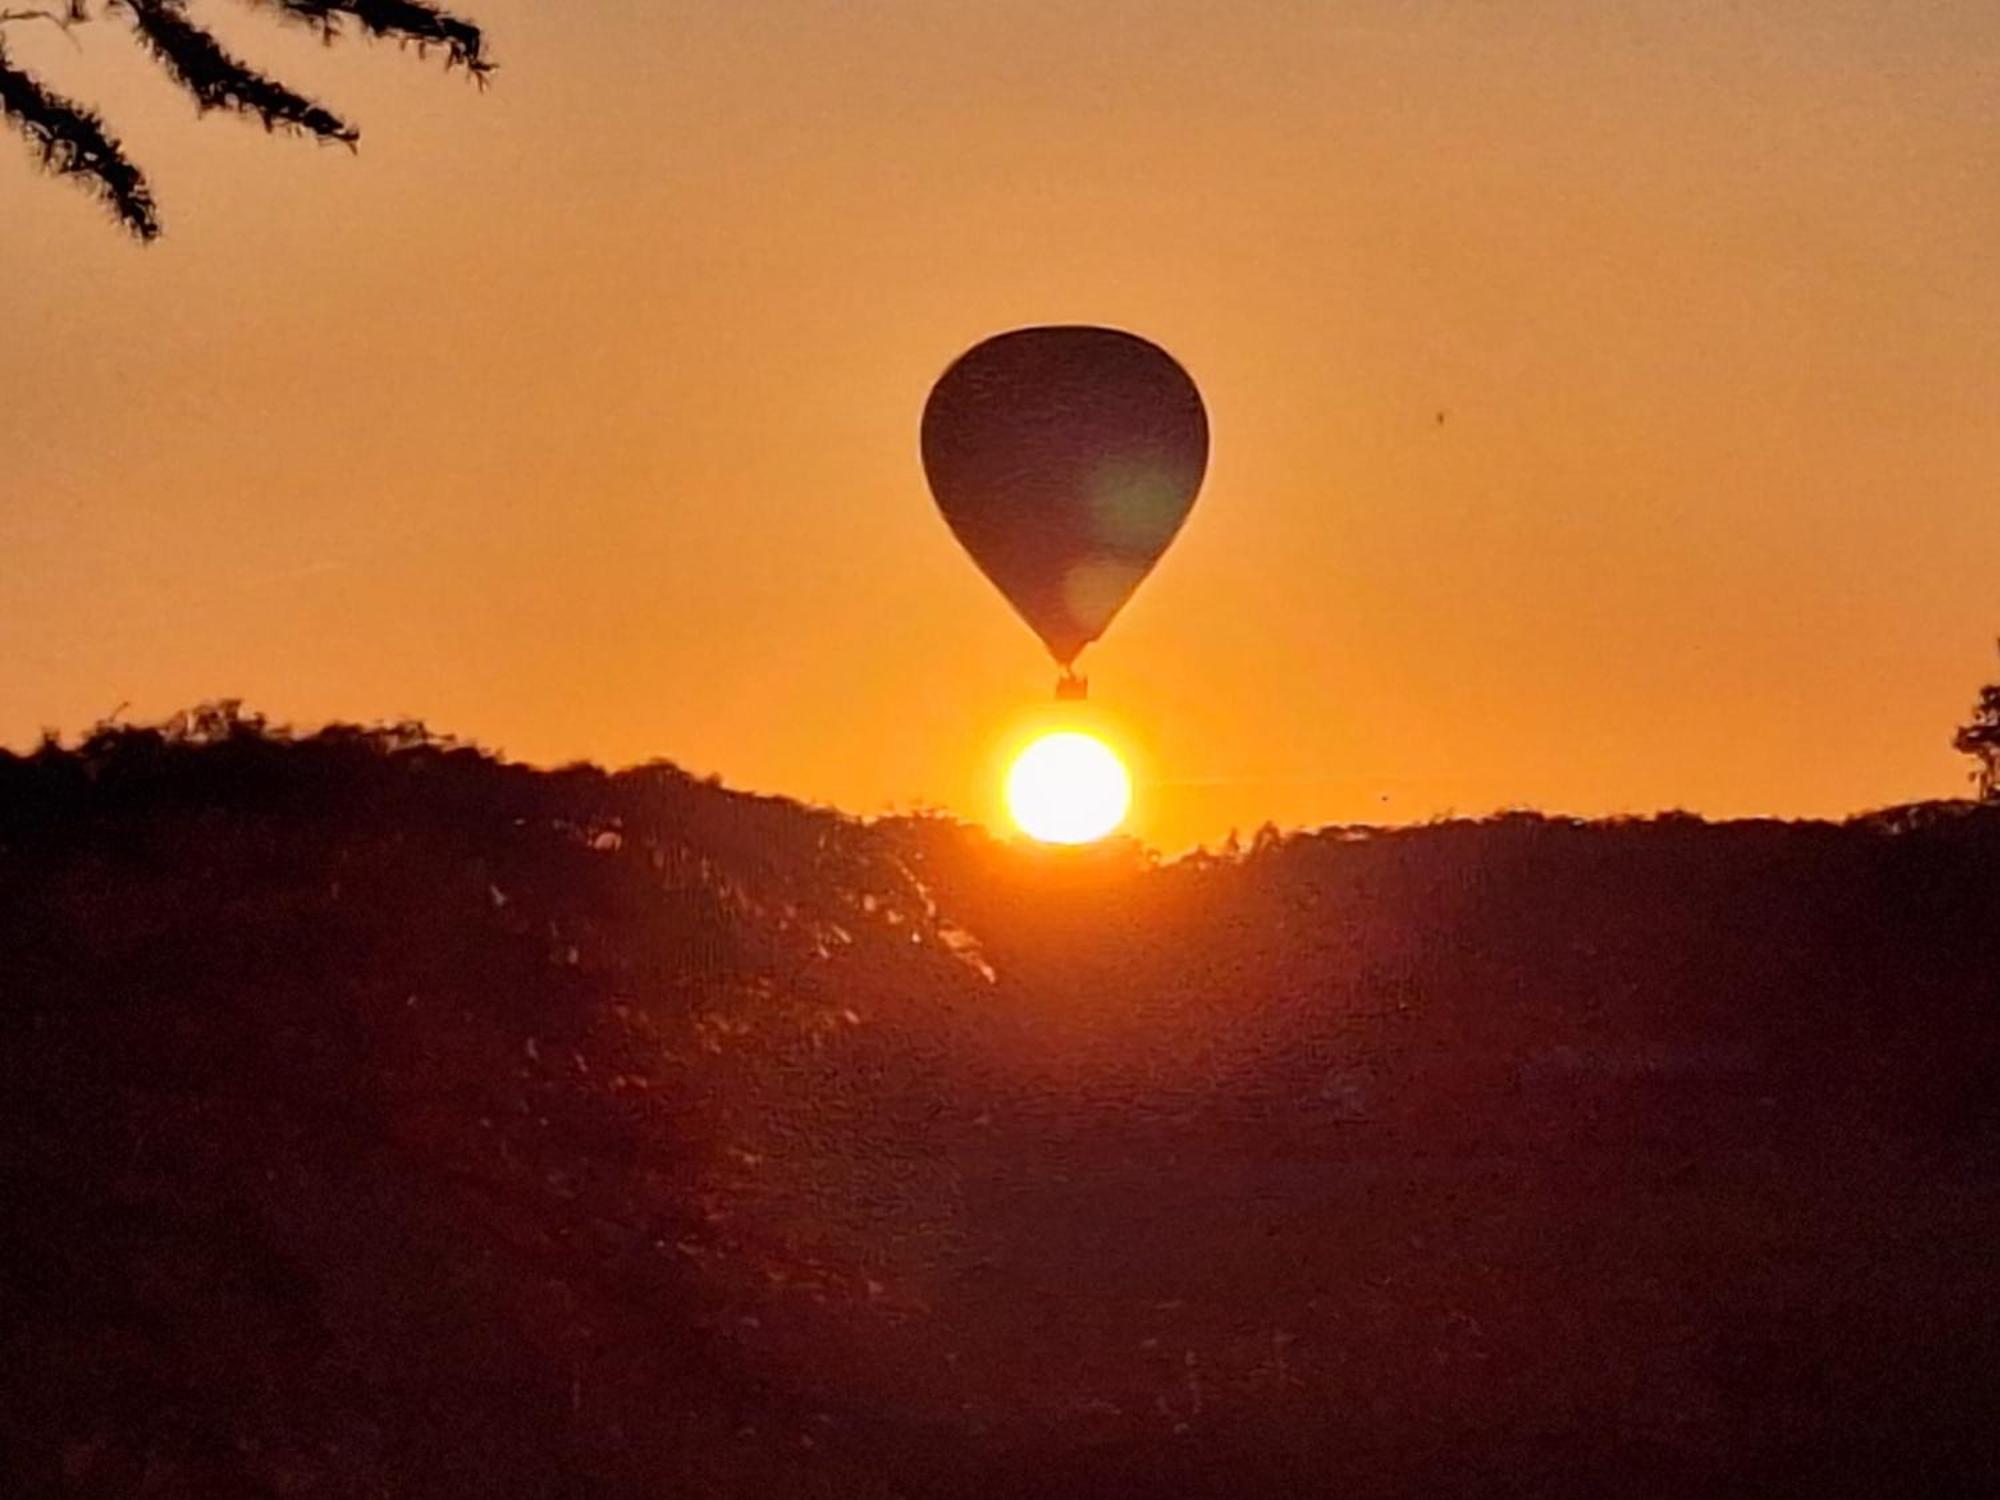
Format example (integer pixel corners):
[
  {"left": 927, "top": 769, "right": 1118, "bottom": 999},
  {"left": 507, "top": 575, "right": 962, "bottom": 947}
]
[{"left": 4, "top": 0, "right": 1997, "bottom": 849}]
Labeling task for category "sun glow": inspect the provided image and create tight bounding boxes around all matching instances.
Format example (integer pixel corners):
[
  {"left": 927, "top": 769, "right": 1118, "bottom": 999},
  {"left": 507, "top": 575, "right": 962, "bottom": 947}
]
[{"left": 1005, "top": 731, "right": 1132, "bottom": 844}]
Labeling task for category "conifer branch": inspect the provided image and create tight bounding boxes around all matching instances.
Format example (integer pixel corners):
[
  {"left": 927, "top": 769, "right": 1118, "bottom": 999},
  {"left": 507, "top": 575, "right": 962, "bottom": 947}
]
[
  {"left": 0, "top": 32, "right": 159, "bottom": 237},
  {"left": 126, "top": 0, "right": 356, "bottom": 144},
  {"left": 246, "top": 0, "right": 489, "bottom": 78},
  {"left": 2, "top": 0, "right": 487, "bottom": 238}
]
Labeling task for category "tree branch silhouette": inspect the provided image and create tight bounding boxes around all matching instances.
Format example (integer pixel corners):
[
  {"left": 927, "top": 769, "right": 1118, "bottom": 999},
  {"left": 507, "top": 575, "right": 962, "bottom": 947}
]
[
  {"left": 248, "top": 0, "right": 490, "bottom": 76},
  {"left": 129, "top": 1, "right": 356, "bottom": 144},
  {"left": 0, "top": 30, "right": 158, "bottom": 238},
  {"left": 0, "top": 0, "right": 487, "bottom": 239}
]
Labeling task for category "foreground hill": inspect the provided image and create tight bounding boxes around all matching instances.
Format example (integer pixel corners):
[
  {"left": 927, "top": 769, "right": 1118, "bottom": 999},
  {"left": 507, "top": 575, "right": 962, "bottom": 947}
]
[{"left": 2, "top": 714, "right": 1997, "bottom": 1498}]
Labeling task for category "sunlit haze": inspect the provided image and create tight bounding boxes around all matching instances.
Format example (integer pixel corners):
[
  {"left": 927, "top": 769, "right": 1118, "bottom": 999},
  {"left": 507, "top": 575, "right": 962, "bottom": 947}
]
[{"left": 6, "top": 1, "right": 2000, "bottom": 848}]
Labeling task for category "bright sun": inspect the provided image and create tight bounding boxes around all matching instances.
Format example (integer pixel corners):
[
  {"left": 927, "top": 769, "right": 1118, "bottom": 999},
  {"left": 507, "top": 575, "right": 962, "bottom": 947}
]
[{"left": 1005, "top": 731, "right": 1132, "bottom": 844}]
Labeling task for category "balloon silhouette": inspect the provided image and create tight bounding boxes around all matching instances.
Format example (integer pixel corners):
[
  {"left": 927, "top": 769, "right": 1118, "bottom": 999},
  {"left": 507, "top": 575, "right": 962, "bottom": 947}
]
[{"left": 921, "top": 326, "right": 1208, "bottom": 690}]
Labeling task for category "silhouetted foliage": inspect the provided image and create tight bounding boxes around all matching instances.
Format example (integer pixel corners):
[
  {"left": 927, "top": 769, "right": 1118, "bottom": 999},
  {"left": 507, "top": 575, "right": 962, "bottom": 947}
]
[
  {"left": 0, "top": 0, "right": 487, "bottom": 238},
  {"left": 128, "top": 0, "right": 356, "bottom": 142},
  {"left": 1954, "top": 643, "right": 2000, "bottom": 800},
  {"left": 3, "top": 710, "right": 1999, "bottom": 1497},
  {"left": 0, "top": 23, "right": 157, "bottom": 236}
]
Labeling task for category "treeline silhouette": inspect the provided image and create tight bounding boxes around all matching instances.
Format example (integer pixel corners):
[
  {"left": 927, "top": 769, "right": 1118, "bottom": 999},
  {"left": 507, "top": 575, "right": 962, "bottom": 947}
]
[{"left": 3, "top": 707, "right": 1997, "bottom": 1498}]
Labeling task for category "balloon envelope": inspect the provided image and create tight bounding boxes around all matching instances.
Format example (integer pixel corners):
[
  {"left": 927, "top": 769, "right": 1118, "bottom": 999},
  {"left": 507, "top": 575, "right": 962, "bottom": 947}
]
[{"left": 921, "top": 326, "right": 1208, "bottom": 667}]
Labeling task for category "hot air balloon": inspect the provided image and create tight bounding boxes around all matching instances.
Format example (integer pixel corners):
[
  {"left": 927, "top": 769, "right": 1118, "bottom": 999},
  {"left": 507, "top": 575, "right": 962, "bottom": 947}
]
[{"left": 921, "top": 326, "right": 1208, "bottom": 699}]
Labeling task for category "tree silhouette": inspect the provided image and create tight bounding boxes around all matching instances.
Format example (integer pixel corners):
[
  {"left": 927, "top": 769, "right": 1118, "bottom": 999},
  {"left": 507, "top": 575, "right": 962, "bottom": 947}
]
[
  {"left": 0, "top": 0, "right": 487, "bottom": 240},
  {"left": 1954, "top": 644, "right": 2000, "bottom": 801}
]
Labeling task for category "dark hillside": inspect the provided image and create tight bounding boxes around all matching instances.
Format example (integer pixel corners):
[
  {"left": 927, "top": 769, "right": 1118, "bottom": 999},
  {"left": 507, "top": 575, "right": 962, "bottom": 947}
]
[{"left": 3, "top": 717, "right": 1997, "bottom": 1498}]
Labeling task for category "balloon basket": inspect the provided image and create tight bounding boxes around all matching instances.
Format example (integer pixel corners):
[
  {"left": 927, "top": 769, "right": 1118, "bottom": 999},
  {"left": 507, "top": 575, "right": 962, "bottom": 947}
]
[{"left": 1055, "top": 670, "right": 1088, "bottom": 702}]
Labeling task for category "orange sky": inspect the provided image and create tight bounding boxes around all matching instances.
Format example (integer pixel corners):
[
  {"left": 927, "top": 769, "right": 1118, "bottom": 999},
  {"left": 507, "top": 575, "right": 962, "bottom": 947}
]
[{"left": 4, "top": 0, "right": 1998, "bottom": 849}]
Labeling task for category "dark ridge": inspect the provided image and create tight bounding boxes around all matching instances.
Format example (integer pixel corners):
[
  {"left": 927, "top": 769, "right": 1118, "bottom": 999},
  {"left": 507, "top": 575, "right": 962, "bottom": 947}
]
[{"left": 3, "top": 709, "right": 1998, "bottom": 1497}]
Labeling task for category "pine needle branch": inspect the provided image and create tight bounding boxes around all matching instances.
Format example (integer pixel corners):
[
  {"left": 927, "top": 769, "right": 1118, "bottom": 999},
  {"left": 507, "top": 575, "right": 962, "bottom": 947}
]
[
  {"left": 4, "top": 0, "right": 488, "bottom": 238},
  {"left": 246, "top": 0, "right": 489, "bottom": 78},
  {"left": 0, "top": 32, "right": 158, "bottom": 237},
  {"left": 124, "top": 0, "right": 356, "bottom": 144}
]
